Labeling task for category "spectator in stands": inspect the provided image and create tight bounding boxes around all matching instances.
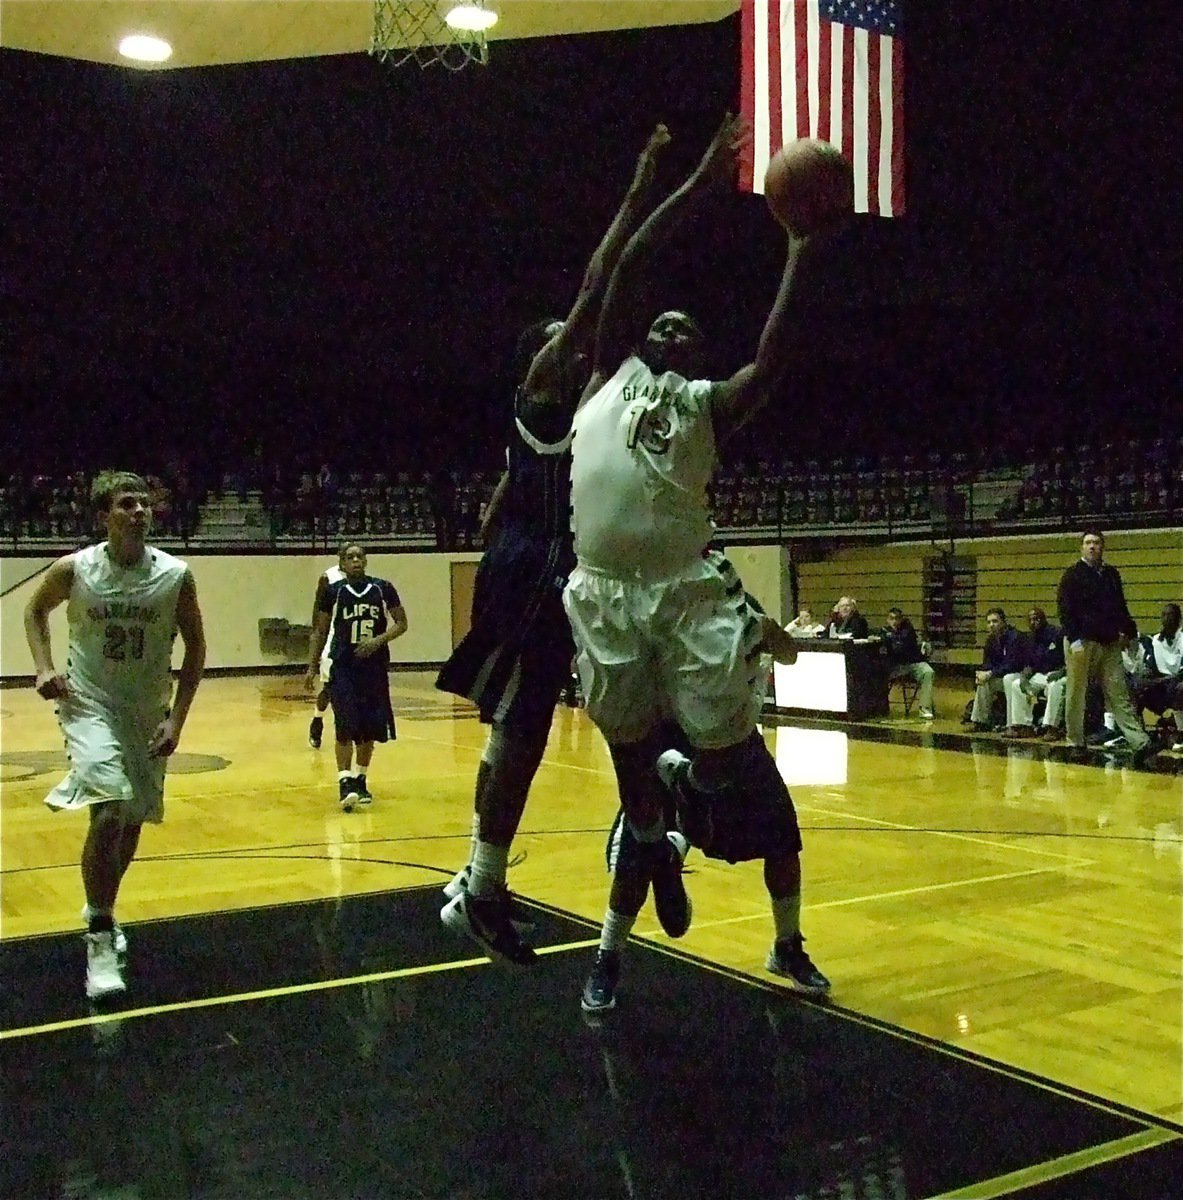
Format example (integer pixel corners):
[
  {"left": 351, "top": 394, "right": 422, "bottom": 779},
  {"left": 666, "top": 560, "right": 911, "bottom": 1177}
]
[
  {"left": 1003, "top": 607, "right": 1067, "bottom": 740},
  {"left": 785, "top": 607, "right": 826, "bottom": 638},
  {"left": 147, "top": 473, "right": 173, "bottom": 535},
  {"left": 880, "top": 607, "right": 935, "bottom": 719},
  {"left": 828, "top": 596, "right": 869, "bottom": 639},
  {"left": 1057, "top": 530, "right": 1153, "bottom": 763},
  {"left": 966, "top": 607, "right": 1027, "bottom": 732}
]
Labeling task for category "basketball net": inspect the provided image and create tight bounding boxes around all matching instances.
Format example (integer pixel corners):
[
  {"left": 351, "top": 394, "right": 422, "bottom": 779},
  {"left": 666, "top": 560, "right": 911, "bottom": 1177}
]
[{"left": 370, "top": 0, "right": 490, "bottom": 71}]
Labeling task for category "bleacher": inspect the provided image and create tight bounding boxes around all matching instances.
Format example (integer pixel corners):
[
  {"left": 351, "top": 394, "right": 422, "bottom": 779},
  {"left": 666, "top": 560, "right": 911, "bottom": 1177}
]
[
  {"left": 2, "top": 438, "right": 1180, "bottom": 560},
  {"left": 794, "top": 530, "right": 1183, "bottom": 668}
]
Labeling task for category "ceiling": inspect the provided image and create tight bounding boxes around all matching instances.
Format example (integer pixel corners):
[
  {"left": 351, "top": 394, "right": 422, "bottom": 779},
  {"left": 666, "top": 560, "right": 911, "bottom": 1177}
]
[{"left": 1, "top": 1, "right": 741, "bottom": 69}]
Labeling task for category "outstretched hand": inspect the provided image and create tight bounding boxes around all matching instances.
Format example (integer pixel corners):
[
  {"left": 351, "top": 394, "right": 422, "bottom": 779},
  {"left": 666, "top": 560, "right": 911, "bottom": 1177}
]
[
  {"left": 632, "top": 123, "right": 671, "bottom": 190},
  {"left": 693, "top": 112, "right": 751, "bottom": 187}
]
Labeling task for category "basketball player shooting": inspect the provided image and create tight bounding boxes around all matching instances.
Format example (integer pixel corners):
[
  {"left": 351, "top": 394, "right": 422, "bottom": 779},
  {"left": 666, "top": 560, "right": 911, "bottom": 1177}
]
[{"left": 564, "top": 115, "right": 841, "bottom": 998}]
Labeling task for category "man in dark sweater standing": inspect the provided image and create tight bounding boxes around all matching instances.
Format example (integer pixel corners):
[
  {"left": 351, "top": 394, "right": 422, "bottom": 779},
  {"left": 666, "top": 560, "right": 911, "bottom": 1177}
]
[{"left": 1057, "top": 530, "right": 1152, "bottom": 762}]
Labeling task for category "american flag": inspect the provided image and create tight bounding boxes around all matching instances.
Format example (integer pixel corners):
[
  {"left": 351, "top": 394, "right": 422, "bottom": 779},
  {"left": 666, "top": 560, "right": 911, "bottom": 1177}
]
[{"left": 740, "top": 0, "right": 905, "bottom": 217}]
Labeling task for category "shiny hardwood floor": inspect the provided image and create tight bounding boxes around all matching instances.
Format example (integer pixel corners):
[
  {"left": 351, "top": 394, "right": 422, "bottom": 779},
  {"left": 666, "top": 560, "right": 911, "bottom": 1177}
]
[{"left": 2, "top": 671, "right": 1180, "bottom": 1126}]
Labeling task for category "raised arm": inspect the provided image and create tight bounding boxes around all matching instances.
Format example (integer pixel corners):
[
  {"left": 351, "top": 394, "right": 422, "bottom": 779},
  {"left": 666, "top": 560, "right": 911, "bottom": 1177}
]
[
  {"left": 523, "top": 124, "right": 671, "bottom": 402},
  {"left": 23, "top": 556, "right": 76, "bottom": 700},
  {"left": 586, "top": 114, "right": 750, "bottom": 391},
  {"left": 708, "top": 228, "right": 810, "bottom": 444}
]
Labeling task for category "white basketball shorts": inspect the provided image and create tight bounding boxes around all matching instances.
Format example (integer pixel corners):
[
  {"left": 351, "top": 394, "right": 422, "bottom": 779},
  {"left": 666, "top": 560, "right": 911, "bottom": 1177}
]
[
  {"left": 562, "top": 554, "right": 765, "bottom": 749},
  {"left": 45, "top": 696, "right": 167, "bottom": 824}
]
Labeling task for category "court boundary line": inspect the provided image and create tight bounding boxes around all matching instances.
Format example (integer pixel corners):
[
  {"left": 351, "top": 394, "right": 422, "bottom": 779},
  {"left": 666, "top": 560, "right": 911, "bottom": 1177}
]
[
  {"left": 920, "top": 1126, "right": 1180, "bottom": 1199},
  {"left": 4, "top": 887, "right": 1180, "bottom": 1140},
  {"left": 0, "top": 934, "right": 601, "bottom": 1041}
]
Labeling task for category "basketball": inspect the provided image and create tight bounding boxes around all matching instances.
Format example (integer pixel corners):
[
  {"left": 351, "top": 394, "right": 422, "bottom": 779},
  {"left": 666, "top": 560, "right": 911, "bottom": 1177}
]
[{"left": 763, "top": 139, "right": 854, "bottom": 236}]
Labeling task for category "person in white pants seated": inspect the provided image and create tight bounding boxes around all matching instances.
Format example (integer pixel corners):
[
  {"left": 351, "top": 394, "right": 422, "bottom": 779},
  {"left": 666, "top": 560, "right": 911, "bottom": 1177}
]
[
  {"left": 968, "top": 608, "right": 1028, "bottom": 732},
  {"left": 1003, "top": 607, "right": 1067, "bottom": 739}
]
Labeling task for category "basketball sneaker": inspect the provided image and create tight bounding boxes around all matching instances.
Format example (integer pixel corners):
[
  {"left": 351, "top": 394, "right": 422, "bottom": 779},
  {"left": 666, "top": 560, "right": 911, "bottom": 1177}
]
[
  {"left": 355, "top": 775, "right": 373, "bottom": 806},
  {"left": 442, "top": 864, "right": 470, "bottom": 900},
  {"left": 766, "top": 932, "right": 831, "bottom": 996},
  {"left": 649, "top": 832, "right": 692, "bottom": 938},
  {"left": 580, "top": 950, "right": 621, "bottom": 1015},
  {"left": 440, "top": 890, "right": 536, "bottom": 966},
  {"left": 441, "top": 867, "right": 536, "bottom": 934},
  {"left": 82, "top": 905, "right": 127, "bottom": 956},
  {"left": 308, "top": 715, "right": 323, "bottom": 749},
  {"left": 85, "top": 930, "right": 126, "bottom": 1000},
  {"left": 655, "top": 748, "right": 713, "bottom": 850},
  {"left": 339, "top": 776, "right": 360, "bottom": 813}
]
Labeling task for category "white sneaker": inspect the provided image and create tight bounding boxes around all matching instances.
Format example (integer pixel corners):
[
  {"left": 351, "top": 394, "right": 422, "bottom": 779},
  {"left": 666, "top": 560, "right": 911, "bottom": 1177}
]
[
  {"left": 85, "top": 931, "right": 126, "bottom": 1000},
  {"left": 919, "top": 708, "right": 935, "bottom": 720},
  {"left": 82, "top": 906, "right": 127, "bottom": 956},
  {"left": 442, "top": 865, "right": 470, "bottom": 900}
]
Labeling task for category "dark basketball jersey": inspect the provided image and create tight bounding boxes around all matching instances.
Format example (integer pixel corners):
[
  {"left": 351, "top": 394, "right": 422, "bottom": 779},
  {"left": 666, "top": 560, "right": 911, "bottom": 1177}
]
[
  {"left": 500, "top": 386, "right": 575, "bottom": 575},
  {"left": 319, "top": 576, "right": 401, "bottom": 669}
]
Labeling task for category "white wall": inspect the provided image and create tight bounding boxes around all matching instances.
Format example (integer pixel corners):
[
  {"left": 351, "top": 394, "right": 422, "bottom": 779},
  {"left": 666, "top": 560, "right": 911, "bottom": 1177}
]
[
  {"left": 0, "top": 546, "right": 786, "bottom": 678},
  {"left": 726, "top": 544, "right": 790, "bottom": 623},
  {"left": 1, "top": 551, "right": 480, "bottom": 678}
]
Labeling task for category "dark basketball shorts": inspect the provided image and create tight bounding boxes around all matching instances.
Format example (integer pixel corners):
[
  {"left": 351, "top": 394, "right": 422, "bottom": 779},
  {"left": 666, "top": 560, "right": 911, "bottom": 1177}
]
[
  {"left": 437, "top": 531, "right": 574, "bottom": 739},
  {"left": 329, "top": 663, "right": 396, "bottom": 744},
  {"left": 606, "top": 729, "right": 803, "bottom": 868}
]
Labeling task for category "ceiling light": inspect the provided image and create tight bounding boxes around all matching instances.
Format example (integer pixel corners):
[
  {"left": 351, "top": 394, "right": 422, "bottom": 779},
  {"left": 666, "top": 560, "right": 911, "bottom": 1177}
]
[
  {"left": 444, "top": 4, "right": 498, "bottom": 32},
  {"left": 118, "top": 34, "right": 173, "bottom": 63}
]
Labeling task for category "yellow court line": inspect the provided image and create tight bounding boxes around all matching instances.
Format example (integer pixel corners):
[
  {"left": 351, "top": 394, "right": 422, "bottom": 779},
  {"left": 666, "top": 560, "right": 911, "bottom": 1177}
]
[
  {"left": 923, "top": 1126, "right": 1180, "bottom": 1199},
  {"left": 680, "top": 866, "right": 1068, "bottom": 932},
  {"left": 799, "top": 801, "right": 1097, "bottom": 864},
  {"left": 0, "top": 936, "right": 601, "bottom": 1042}
]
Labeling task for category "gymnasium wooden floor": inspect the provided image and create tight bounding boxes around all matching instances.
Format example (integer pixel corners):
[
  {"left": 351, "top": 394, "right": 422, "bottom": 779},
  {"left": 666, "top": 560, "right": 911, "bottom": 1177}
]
[{"left": 2, "top": 672, "right": 1180, "bottom": 1199}]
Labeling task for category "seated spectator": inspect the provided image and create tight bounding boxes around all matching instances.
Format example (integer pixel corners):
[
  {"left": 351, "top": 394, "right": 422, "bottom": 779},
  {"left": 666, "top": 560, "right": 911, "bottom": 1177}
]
[
  {"left": 965, "top": 607, "right": 1027, "bottom": 732},
  {"left": 1003, "top": 607, "right": 1067, "bottom": 740},
  {"left": 785, "top": 607, "right": 826, "bottom": 638},
  {"left": 1110, "top": 604, "right": 1183, "bottom": 752},
  {"left": 880, "top": 607, "right": 935, "bottom": 719},
  {"left": 828, "top": 596, "right": 870, "bottom": 640}
]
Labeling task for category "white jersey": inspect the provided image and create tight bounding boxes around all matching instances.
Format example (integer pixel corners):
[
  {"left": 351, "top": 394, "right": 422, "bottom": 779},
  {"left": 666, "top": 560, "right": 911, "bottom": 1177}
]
[
  {"left": 570, "top": 356, "right": 717, "bottom": 579},
  {"left": 65, "top": 542, "right": 188, "bottom": 717},
  {"left": 1151, "top": 629, "right": 1183, "bottom": 677}
]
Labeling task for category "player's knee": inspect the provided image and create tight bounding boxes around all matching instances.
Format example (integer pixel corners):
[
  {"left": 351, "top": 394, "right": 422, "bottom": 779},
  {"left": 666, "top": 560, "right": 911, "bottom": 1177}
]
[
  {"left": 88, "top": 800, "right": 128, "bottom": 838},
  {"left": 489, "top": 720, "right": 548, "bottom": 775}
]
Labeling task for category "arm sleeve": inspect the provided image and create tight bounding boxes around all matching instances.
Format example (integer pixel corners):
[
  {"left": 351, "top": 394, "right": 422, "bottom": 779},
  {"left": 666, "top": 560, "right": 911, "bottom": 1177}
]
[
  {"left": 316, "top": 583, "right": 336, "bottom": 614},
  {"left": 382, "top": 580, "right": 402, "bottom": 610}
]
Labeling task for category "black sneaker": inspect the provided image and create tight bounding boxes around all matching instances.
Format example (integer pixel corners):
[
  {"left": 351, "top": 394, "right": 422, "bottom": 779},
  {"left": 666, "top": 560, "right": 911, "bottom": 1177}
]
[
  {"left": 308, "top": 716, "right": 323, "bottom": 749},
  {"left": 649, "top": 833, "right": 692, "bottom": 938},
  {"left": 655, "top": 749, "right": 713, "bottom": 850},
  {"left": 1125, "top": 740, "right": 1157, "bottom": 768},
  {"left": 581, "top": 950, "right": 621, "bottom": 1014},
  {"left": 440, "top": 891, "right": 536, "bottom": 966},
  {"left": 766, "top": 933, "right": 831, "bottom": 996},
  {"left": 339, "top": 776, "right": 360, "bottom": 813},
  {"left": 441, "top": 868, "right": 536, "bottom": 933},
  {"left": 355, "top": 775, "right": 373, "bottom": 806}
]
